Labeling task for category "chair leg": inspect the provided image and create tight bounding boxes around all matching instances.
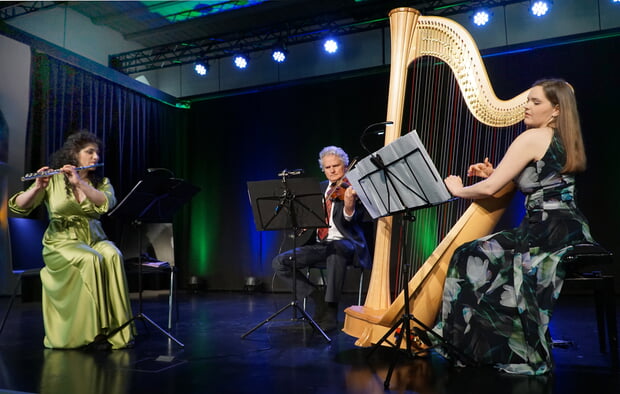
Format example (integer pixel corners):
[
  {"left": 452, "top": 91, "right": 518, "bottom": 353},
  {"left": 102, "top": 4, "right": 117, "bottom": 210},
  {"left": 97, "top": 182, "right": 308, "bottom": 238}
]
[
  {"left": 168, "top": 268, "right": 175, "bottom": 331},
  {"left": 303, "top": 268, "right": 310, "bottom": 311},
  {"left": 593, "top": 279, "right": 608, "bottom": 353},
  {"left": 0, "top": 274, "right": 23, "bottom": 334},
  {"left": 358, "top": 269, "right": 364, "bottom": 305},
  {"left": 602, "top": 277, "right": 618, "bottom": 367}
]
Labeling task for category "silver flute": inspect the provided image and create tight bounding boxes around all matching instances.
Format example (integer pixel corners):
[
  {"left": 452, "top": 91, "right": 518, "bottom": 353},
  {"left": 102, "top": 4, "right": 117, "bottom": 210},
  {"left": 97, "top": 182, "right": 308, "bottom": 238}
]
[{"left": 21, "top": 163, "right": 104, "bottom": 181}]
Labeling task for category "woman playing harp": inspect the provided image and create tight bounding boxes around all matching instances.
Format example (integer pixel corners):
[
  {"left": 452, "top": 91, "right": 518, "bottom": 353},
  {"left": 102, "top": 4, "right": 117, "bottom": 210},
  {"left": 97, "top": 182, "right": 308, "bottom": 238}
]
[
  {"left": 343, "top": 8, "right": 592, "bottom": 377},
  {"left": 344, "top": 8, "right": 529, "bottom": 349},
  {"left": 436, "top": 79, "right": 594, "bottom": 375}
]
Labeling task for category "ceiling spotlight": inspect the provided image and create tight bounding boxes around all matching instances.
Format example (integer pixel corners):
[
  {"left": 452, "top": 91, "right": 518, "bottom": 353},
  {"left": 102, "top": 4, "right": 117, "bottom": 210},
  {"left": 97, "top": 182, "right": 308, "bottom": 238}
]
[
  {"left": 323, "top": 38, "right": 339, "bottom": 54},
  {"left": 530, "top": 1, "right": 551, "bottom": 17},
  {"left": 472, "top": 10, "right": 491, "bottom": 26},
  {"left": 193, "top": 59, "right": 209, "bottom": 76},
  {"left": 272, "top": 46, "right": 287, "bottom": 63},
  {"left": 233, "top": 53, "right": 249, "bottom": 69}
]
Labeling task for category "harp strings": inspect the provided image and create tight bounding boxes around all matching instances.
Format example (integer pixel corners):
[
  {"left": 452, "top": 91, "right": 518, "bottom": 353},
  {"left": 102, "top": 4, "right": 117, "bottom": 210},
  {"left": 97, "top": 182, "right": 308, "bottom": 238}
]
[{"left": 395, "top": 56, "right": 522, "bottom": 294}]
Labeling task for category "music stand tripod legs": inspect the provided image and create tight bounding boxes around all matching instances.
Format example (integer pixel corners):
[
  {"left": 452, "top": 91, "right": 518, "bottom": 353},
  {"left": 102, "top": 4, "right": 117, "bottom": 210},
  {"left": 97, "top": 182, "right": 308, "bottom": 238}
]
[
  {"left": 241, "top": 236, "right": 330, "bottom": 342},
  {"left": 367, "top": 214, "right": 475, "bottom": 388},
  {"left": 108, "top": 220, "right": 184, "bottom": 348}
]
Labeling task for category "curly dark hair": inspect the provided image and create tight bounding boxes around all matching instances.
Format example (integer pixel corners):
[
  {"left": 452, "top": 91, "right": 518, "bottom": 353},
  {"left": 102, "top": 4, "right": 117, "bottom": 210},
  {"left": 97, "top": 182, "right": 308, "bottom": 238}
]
[{"left": 50, "top": 130, "right": 103, "bottom": 195}]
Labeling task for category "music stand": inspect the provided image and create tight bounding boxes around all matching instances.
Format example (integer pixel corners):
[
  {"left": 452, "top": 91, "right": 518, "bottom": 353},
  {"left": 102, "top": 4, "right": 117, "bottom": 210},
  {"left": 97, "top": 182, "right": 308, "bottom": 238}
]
[
  {"left": 107, "top": 170, "right": 200, "bottom": 348},
  {"left": 347, "top": 130, "right": 473, "bottom": 387},
  {"left": 241, "top": 174, "right": 331, "bottom": 342}
]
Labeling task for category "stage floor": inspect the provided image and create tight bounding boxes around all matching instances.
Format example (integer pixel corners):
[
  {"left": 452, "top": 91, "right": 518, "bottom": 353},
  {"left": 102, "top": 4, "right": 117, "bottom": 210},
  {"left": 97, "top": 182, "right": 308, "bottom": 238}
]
[{"left": 0, "top": 290, "right": 618, "bottom": 394}]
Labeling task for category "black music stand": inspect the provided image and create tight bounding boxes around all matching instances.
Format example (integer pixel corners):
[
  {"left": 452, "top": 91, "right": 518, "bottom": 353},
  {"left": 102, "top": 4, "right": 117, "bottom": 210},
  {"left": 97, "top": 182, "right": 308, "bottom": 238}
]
[
  {"left": 107, "top": 170, "right": 200, "bottom": 348},
  {"left": 347, "top": 130, "right": 472, "bottom": 387},
  {"left": 241, "top": 174, "right": 331, "bottom": 342}
]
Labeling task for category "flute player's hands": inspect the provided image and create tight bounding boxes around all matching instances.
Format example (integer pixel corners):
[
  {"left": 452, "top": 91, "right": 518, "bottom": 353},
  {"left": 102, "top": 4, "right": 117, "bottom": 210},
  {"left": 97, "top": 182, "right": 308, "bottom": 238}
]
[
  {"left": 60, "top": 164, "right": 83, "bottom": 187},
  {"left": 34, "top": 166, "right": 51, "bottom": 190}
]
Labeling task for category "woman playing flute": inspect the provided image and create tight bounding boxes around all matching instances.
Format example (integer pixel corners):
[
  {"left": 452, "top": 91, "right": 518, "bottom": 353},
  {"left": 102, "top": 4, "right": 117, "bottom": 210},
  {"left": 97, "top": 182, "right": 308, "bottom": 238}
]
[{"left": 9, "top": 131, "right": 134, "bottom": 350}]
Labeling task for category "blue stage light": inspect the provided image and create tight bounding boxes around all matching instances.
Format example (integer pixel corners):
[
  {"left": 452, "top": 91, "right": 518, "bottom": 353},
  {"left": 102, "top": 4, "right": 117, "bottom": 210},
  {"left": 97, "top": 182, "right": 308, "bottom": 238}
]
[
  {"left": 531, "top": 1, "right": 551, "bottom": 17},
  {"left": 472, "top": 10, "right": 491, "bottom": 26},
  {"left": 193, "top": 59, "right": 209, "bottom": 76},
  {"left": 233, "top": 54, "right": 249, "bottom": 69},
  {"left": 323, "top": 38, "right": 339, "bottom": 54},
  {"left": 272, "top": 48, "right": 287, "bottom": 63}
]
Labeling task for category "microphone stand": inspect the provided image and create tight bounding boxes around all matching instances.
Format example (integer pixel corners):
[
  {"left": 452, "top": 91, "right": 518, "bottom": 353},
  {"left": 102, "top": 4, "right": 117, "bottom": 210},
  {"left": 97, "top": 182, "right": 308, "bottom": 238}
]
[{"left": 360, "top": 121, "right": 394, "bottom": 155}]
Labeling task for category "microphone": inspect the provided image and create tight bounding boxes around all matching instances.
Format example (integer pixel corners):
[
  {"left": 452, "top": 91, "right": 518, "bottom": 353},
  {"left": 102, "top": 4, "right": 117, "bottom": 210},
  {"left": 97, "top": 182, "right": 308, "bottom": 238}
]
[{"left": 277, "top": 168, "right": 304, "bottom": 177}]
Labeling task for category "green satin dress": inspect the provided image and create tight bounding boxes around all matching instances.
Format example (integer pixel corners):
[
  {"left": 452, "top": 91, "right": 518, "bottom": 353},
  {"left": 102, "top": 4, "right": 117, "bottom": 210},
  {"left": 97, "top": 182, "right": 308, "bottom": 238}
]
[{"left": 9, "top": 174, "right": 134, "bottom": 349}]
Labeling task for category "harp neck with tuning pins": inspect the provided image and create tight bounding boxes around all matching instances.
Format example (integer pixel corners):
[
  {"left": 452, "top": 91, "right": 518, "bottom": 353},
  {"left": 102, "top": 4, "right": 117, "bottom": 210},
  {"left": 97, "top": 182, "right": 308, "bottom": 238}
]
[{"left": 343, "top": 8, "right": 528, "bottom": 348}]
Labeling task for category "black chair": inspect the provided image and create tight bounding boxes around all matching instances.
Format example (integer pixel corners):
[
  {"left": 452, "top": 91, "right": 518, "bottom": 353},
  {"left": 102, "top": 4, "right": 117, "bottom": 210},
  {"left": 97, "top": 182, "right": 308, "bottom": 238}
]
[
  {"left": 559, "top": 243, "right": 617, "bottom": 366},
  {"left": 303, "top": 265, "right": 366, "bottom": 310},
  {"left": 0, "top": 217, "right": 47, "bottom": 334}
]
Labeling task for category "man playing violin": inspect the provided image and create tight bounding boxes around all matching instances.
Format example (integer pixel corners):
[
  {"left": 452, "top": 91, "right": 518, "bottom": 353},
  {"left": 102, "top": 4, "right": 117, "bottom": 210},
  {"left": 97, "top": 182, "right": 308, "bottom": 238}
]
[{"left": 272, "top": 146, "right": 371, "bottom": 332}]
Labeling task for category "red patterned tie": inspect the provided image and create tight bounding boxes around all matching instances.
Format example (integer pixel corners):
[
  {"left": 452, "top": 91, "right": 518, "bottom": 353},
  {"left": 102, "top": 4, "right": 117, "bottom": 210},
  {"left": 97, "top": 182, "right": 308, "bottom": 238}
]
[{"left": 317, "top": 184, "right": 335, "bottom": 240}]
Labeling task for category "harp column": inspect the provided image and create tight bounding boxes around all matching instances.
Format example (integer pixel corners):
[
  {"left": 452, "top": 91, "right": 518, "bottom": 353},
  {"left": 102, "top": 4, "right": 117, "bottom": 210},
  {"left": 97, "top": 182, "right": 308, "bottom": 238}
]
[{"left": 363, "top": 7, "right": 422, "bottom": 311}]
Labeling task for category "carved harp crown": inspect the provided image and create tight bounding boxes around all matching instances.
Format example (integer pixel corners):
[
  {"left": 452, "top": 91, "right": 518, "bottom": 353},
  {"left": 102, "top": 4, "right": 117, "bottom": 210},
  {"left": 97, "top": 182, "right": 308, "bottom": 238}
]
[{"left": 343, "top": 8, "right": 527, "bottom": 348}]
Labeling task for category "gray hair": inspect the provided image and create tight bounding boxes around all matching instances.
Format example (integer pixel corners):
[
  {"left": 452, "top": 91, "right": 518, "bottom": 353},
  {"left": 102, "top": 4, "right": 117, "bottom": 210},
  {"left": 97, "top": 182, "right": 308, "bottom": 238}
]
[{"left": 318, "top": 146, "right": 349, "bottom": 170}]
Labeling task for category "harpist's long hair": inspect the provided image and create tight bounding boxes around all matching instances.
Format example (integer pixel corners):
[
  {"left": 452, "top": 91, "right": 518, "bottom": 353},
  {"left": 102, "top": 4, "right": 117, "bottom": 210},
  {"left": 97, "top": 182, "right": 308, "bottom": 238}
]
[{"left": 533, "top": 79, "right": 586, "bottom": 173}]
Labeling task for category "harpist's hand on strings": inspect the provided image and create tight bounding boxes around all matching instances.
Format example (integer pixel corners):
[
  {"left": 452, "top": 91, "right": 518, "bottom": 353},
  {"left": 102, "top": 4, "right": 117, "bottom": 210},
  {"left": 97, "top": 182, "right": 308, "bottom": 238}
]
[
  {"left": 467, "top": 157, "right": 494, "bottom": 178},
  {"left": 444, "top": 175, "right": 464, "bottom": 197}
]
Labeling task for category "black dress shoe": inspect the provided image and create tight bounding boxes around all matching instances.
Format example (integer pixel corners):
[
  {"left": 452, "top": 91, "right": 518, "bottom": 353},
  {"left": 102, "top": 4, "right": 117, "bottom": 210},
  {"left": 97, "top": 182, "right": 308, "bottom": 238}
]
[
  {"left": 310, "top": 288, "right": 327, "bottom": 322},
  {"left": 317, "top": 303, "right": 339, "bottom": 332}
]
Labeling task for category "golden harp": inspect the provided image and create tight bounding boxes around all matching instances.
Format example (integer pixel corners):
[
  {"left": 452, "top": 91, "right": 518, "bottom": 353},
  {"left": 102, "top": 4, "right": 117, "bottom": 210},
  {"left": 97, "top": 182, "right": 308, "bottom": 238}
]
[{"left": 343, "top": 7, "right": 529, "bottom": 348}]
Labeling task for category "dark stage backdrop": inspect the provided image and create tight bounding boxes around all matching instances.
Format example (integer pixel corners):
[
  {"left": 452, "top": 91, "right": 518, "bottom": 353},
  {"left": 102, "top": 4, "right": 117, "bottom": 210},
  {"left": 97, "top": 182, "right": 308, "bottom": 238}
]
[
  {"left": 186, "top": 34, "right": 620, "bottom": 292},
  {"left": 183, "top": 73, "right": 389, "bottom": 291}
]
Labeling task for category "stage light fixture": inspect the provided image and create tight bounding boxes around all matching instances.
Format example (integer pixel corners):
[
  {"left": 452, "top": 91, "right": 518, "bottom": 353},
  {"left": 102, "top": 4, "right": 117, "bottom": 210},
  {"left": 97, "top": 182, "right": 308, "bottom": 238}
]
[
  {"left": 472, "top": 10, "right": 491, "bottom": 26},
  {"left": 323, "top": 38, "right": 339, "bottom": 54},
  {"left": 233, "top": 53, "right": 249, "bottom": 69},
  {"left": 193, "top": 59, "right": 209, "bottom": 76},
  {"left": 271, "top": 46, "right": 287, "bottom": 63},
  {"left": 530, "top": 1, "right": 551, "bottom": 17}
]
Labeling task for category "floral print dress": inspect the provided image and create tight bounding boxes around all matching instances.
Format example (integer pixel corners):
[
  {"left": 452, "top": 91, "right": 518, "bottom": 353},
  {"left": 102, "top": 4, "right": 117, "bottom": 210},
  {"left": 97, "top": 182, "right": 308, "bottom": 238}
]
[{"left": 434, "top": 131, "right": 594, "bottom": 375}]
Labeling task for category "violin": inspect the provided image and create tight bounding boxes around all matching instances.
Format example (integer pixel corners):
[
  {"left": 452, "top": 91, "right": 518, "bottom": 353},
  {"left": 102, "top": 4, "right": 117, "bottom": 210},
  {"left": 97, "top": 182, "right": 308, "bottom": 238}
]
[
  {"left": 328, "top": 157, "right": 358, "bottom": 201},
  {"left": 328, "top": 178, "right": 351, "bottom": 201}
]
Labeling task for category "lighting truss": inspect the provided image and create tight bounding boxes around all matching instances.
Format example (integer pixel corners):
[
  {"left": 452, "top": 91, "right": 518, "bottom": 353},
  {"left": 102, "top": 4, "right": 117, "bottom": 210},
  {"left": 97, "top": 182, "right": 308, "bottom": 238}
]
[
  {"left": 110, "top": 17, "right": 387, "bottom": 74},
  {"left": 110, "top": 1, "right": 534, "bottom": 75},
  {"left": 0, "top": 0, "right": 534, "bottom": 75},
  {"left": 0, "top": 1, "right": 58, "bottom": 20}
]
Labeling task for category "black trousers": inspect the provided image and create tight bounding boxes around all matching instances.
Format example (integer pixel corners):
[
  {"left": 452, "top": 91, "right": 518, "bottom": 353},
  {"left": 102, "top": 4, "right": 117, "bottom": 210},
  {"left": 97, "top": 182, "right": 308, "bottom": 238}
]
[{"left": 272, "top": 239, "right": 355, "bottom": 303}]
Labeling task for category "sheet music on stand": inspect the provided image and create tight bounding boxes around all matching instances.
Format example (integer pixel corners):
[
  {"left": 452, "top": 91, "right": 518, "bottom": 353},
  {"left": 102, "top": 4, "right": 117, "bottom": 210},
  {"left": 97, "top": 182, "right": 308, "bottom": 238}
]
[{"left": 346, "top": 130, "right": 452, "bottom": 219}]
